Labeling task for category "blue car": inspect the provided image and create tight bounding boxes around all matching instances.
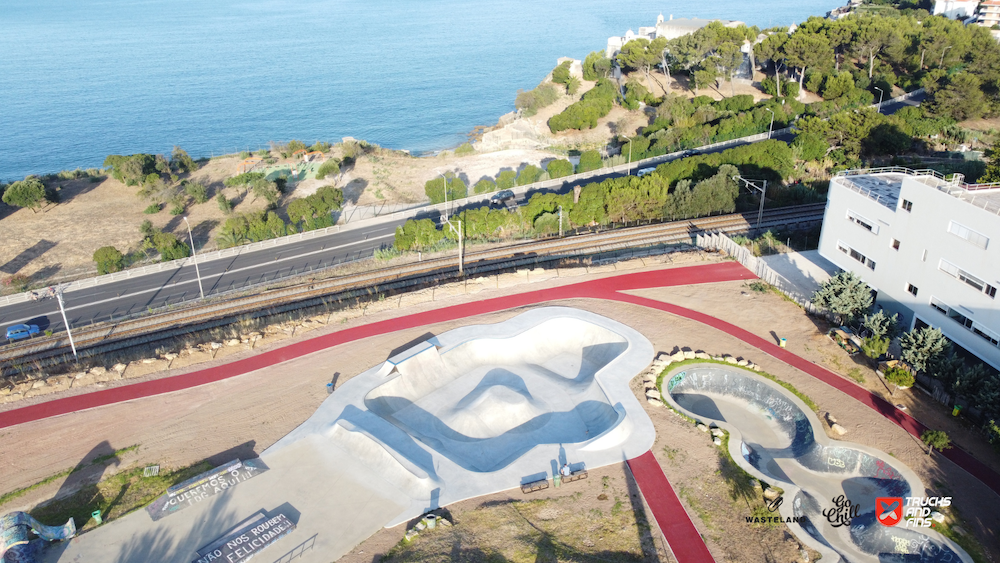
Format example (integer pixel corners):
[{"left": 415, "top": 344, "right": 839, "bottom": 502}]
[{"left": 6, "top": 324, "right": 40, "bottom": 342}]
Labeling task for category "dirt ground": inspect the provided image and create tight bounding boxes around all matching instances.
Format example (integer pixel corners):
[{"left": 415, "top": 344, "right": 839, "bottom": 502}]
[{"left": 2, "top": 258, "right": 998, "bottom": 562}]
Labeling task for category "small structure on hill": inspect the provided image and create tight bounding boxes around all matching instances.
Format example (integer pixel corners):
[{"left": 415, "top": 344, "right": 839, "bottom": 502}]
[{"left": 606, "top": 14, "right": 745, "bottom": 58}]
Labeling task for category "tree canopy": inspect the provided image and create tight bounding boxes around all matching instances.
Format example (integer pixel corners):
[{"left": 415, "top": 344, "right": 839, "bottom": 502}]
[{"left": 811, "top": 271, "right": 873, "bottom": 321}]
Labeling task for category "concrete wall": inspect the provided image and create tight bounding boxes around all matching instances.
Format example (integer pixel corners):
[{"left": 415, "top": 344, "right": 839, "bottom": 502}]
[{"left": 819, "top": 173, "right": 1000, "bottom": 368}]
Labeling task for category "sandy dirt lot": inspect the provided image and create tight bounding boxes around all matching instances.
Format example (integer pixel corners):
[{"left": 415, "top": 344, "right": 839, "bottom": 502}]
[{"left": 1, "top": 259, "right": 998, "bottom": 562}]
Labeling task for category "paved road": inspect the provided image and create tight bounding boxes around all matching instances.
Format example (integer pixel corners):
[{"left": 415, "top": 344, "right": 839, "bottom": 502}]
[{"left": 0, "top": 93, "right": 924, "bottom": 336}]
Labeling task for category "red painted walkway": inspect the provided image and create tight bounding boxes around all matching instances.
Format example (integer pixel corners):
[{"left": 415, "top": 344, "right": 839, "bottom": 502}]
[
  {"left": 628, "top": 450, "right": 716, "bottom": 563},
  {"left": 2, "top": 261, "right": 998, "bottom": 500}
]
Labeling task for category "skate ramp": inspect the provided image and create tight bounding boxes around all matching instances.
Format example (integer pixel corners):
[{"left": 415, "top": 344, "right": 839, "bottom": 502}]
[{"left": 665, "top": 364, "right": 972, "bottom": 563}]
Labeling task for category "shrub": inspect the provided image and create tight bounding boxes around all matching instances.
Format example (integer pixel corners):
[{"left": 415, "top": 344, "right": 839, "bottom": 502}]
[
  {"left": 315, "top": 159, "right": 341, "bottom": 180},
  {"left": 551, "top": 60, "right": 572, "bottom": 84},
  {"left": 185, "top": 182, "right": 208, "bottom": 204},
  {"left": 549, "top": 79, "right": 618, "bottom": 133},
  {"left": 170, "top": 147, "right": 197, "bottom": 173},
  {"left": 286, "top": 186, "right": 344, "bottom": 230},
  {"left": 93, "top": 246, "right": 125, "bottom": 275},
  {"left": 103, "top": 154, "right": 156, "bottom": 186},
  {"left": 546, "top": 159, "right": 573, "bottom": 179},
  {"left": 152, "top": 231, "right": 191, "bottom": 262},
  {"left": 496, "top": 170, "right": 517, "bottom": 190},
  {"left": 473, "top": 178, "right": 496, "bottom": 194},
  {"left": 583, "top": 50, "right": 611, "bottom": 80},
  {"left": 394, "top": 218, "right": 444, "bottom": 251},
  {"left": 143, "top": 203, "right": 161, "bottom": 214},
  {"left": 515, "top": 83, "right": 560, "bottom": 117},
  {"left": 216, "top": 193, "right": 233, "bottom": 214},
  {"left": 884, "top": 365, "right": 915, "bottom": 388},
  {"left": 424, "top": 175, "right": 467, "bottom": 204},
  {"left": 2, "top": 177, "right": 50, "bottom": 212},
  {"left": 921, "top": 430, "right": 951, "bottom": 455},
  {"left": 576, "top": 150, "right": 603, "bottom": 173},
  {"left": 309, "top": 141, "right": 332, "bottom": 153},
  {"left": 454, "top": 143, "right": 476, "bottom": 156},
  {"left": 566, "top": 77, "right": 581, "bottom": 96},
  {"left": 2, "top": 274, "right": 31, "bottom": 292},
  {"left": 862, "top": 336, "right": 890, "bottom": 359},
  {"left": 517, "top": 165, "right": 543, "bottom": 186}
]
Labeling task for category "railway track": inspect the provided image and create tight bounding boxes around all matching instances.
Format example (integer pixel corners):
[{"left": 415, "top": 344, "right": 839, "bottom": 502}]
[{"left": 0, "top": 203, "right": 824, "bottom": 373}]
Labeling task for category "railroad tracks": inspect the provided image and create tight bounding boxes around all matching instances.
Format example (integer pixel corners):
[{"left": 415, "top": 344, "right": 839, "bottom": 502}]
[{"left": 0, "top": 204, "right": 824, "bottom": 373}]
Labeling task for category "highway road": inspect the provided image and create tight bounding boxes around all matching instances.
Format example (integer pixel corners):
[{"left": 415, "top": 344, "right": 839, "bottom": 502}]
[{"left": 0, "top": 93, "right": 924, "bottom": 336}]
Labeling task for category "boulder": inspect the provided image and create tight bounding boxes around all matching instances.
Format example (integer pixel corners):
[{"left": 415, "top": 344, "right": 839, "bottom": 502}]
[
  {"left": 826, "top": 413, "right": 838, "bottom": 424},
  {"left": 112, "top": 363, "right": 127, "bottom": 373},
  {"left": 656, "top": 352, "right": 670, "bottom": 361},
  {"left": 831, "top": 423, "right": 847, "bottom": 436},
  {"left": 226, "top": 339, "right": 240, "bottom": 347},
  {"left": 683, "top": 350, "right": 696, "bottom": 360},
  {"left": 671, "top": 351, "right": 685, "bottom": 362},
  {"left": 697, "top": 423, "right": 709, "bottom": 432},
  {"left": 752, "top": 365, "right": 761, "bottom": 371},
  {"left": 163, "top": 353, "right": 178, "bottom": 360},
  {"left": 646, "top": 397, "right": 662, "bottom": 407},
  {"left": 931, "top": 511, "right": 945, "bottom": 523},
  {"left": 695, "top": 352, "right": 711, "bottom": 360},
  {"left": 711, "top": 428, "right": 725, "bottom": 437},
  {"left": 645, "top": 389, "right": 661, "bottom": 400},
  {"left": 737, "top": 359, "right": 749, "bottom": 366},
  {"left": 724, "top": 356, "right": 738, "bottom": 364},
  {"left": 713, "top": 437, "right": 722, "bottom": 446},
  {"left": 712, "top": 356, "right": 725, "bottom": 361},
  {"left": 210, "top": 342, "right": 223, "bottom": 349},
  {"left": 90, "top": 366, "right": 107, "bottom": 375},
  {"left": 763, "top": 488, "right": 781, "bottom": 501}
]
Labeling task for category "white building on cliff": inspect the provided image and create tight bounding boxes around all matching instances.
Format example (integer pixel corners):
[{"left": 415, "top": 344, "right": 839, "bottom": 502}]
[{"left": 606, "top": 14, "right": 744, "bottom": 58}]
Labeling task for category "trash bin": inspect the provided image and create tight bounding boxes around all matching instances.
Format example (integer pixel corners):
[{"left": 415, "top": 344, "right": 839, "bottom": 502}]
[
  {"left": 952, "top": 405, "right": 962, "bottom": 417},
  {"left": 780, "top": 338, "right": 787, "bottom": 348},
  {"left": 423, "top": 515, "right": 437, "bottom": 529},
  {"left": 553, "top": 474, "right": 561, "bottom": 487},
  {"left": 326, "top": 382, "right": 334, "bottom": 394},
  {"left": 92, "top": 510, "right": 102, "bottom": 525}
]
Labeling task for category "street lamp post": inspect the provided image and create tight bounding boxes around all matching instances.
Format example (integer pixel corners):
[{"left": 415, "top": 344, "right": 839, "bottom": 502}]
[
  {"left": 733, "top": 176, "right": 768, "bottom": 233},
  {"left": 54, "top": 287, "right": 78, "bottom": 359},
  {"left": 626, "top": 139, "right": 633, "bottom": 175},
  {"left": 764, "top": 107, "right": 775, "bottom": 139},
  {"left": 183, "top": 217, "right": 205, "bottom": 299},
  {"left": 441, "top": 173, "right": 449, "bottom": 221},
  {"left": 558, "top": 205, "right": 564, "bottom": 237},
  {"left": 874, "top": 86, "right": 885, "bottom": 113}
]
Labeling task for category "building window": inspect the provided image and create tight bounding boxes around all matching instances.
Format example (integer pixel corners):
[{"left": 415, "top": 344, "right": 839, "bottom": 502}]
[
  {"left": 891, "top": 239, "right": 900, "bottom": 250},
  {"left": 947, "top": 220, "right": 989, "bottom": 250},
  {"left": 907, "top": 284, "right": 918, "bottom": 296},
  {"left": 939, "top": 259, "right": 994, "bottom": 296},
  {"left": 837, "top": 241, "right": 875, "bottom": 270},
  {"left": 847, "top": 210, "right": 879, "bottom": 234},
  {"left": 901, "top": 199, "right": 913, "bottom": 212},
  {"left": 930, "top": 297, "right": 948, "bottom": 314}
]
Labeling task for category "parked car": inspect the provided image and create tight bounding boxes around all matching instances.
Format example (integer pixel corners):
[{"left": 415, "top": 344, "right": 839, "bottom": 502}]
[
  {"left": 490, "top": 189, "right": 515, "bottom": 205},
  {"left": 6, "top": 324, "right": 39, "bottom": 343}
]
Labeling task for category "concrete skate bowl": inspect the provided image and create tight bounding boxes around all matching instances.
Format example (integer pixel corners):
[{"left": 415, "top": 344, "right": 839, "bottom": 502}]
[
  {"left": 664, "top": 364, "right": 972, "bottom": 563},
  {"left": 364, "top": 316, "right": 628, "bottom": 473}
]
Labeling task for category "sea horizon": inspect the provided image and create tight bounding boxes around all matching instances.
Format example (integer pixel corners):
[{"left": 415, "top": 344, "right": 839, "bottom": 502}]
[{"left": 0, "top": 0, "right": 841, "bottom": 181}]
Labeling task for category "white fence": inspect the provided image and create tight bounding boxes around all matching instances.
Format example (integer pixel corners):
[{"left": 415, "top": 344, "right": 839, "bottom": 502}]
[{"left": 696, "top": 231, "right": 829, "bottom": 318}]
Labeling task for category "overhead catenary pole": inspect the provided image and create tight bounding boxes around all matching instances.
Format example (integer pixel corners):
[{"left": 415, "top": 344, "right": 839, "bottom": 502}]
[
  {"left": 183, "top": 217, "right": 205, "bottom": 299},
  {"left": 733, "top": 176, "right": 768, "bottom": 233},
  {"left": 874, "top": 86, "right": 885, "bottom": 113},
  {"left": 558, "top": 205, "right": 564, "bottom": 237},
  {"left": 764, "top": 107, "right": 775, "bottom": 139},
  {"left": 54, "top": 288, "right": 77, "bottom": 359}
]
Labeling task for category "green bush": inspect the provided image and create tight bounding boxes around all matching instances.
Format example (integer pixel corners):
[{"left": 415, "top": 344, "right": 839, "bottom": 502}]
[
  {"left": 394, "top": 218, "right": 444, "bottom": 251},
  {"left": 143, "top": 203, "right": 161, "bottom": 214},
  {"left": 496, "top": 170, "right": 517, "bottom": 190},
  {"left": 576, "top": 150, "right": 603, "bottom": 173},
  {"left": 170, "top": 147, "right": 197, "bottom": 173},
  {"left": 515, "top": 83, "right": 560, "bottom": 117},
  {"left": 551, "top": 60, "right": 572, "bottom": 84},
  {"left": 473, "top": 178, "right": 496, "bottom": 194},
  {"left": 315, "top": 159, "right": 341, "bottom": 180},
  {"left": 216, "top": 193, "right": 233, "bottom": 214},
  {"left": 454, "top": 143, "right": 476, "bottom": 156},
  {"left": 424, "top": 175, "right": 467, "bottom": 204},
  {"left": 286, "top": 186, "right": 343, "bottom": 231},
  {"left": 2, "top": 177, "right": 50, "bottom": 212},
  {"left": 103, "top": 154, "right": 156, "bottom": 186},
  {"left": 884, "top": 366, "right": 915, "bottom": 388},
  {"left": 583, "top": 50, "right": 611, "bottom": 80},
  {"left": 546, "top": 159, "right": 573, "bottom": 179},
  {"left": 93, "top": 246, "right": 125, "bottom": 275},
  {"left": 517, "top": 165, "right": 543, "bottom": 186},
  {"left": 549, "top": 79, "right": 617, "bottom": 132},
  {"left": 152, "top": 231, "right": 191, "bottom": 262},
  {"left": 185, "top": 182, "right": 208, "bottom": 204}
]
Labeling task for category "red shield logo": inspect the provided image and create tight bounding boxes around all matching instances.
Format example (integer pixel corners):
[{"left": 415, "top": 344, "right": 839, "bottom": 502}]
[{"left": 876, "top": 497, "right": 903, "bottom": 526}]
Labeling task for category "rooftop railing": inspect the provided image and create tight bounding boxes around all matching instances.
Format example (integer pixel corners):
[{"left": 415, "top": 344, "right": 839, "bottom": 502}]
[{"left": 834, "top": 166, "right": 1000, "bottom": 215}]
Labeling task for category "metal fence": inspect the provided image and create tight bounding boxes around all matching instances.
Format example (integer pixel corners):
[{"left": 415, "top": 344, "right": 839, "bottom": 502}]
[
  {"left": 695, "top": 231, "right": 829, "bottom": 318},
  {"left": 270, "top": 534, "right": 316, "bottom": 563}
]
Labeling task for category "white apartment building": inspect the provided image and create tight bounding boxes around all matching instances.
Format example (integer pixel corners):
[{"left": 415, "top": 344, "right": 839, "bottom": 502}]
[{"left": 818, "top": 168, "right": 1000, "bottom": 369}]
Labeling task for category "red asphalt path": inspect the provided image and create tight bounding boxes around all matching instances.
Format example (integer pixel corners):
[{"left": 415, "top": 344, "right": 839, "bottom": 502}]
[
  {"left": 628, "top": 450, "right": 715, "bottom": 563},
  {"left": 2, "top": 261, "right": 998, "bottom": 500}
]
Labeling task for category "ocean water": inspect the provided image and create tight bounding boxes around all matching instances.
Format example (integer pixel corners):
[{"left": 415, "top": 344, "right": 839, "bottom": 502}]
[{"left": 0, "top": 0, "right": 838, "bottom": 180}]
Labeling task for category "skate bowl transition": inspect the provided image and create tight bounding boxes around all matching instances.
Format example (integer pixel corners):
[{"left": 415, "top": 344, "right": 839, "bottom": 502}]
[
  {"left": 663, "top": 364, "right": 972, "bottom": 563},
  {"left": 272, "top": 306, "right": 657, "bottom": 526},
  {"left": 41, "top": 307, "right": 656, "bottom": 563}
]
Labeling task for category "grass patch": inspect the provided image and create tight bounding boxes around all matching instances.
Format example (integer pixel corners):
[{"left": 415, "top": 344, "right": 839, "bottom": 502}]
[
  {"left": 847, "top": 368, "right": 865, "bottom": 383},
  {"left": 656, "top": 358, "right": 819, "bottom": 413},
  {"left": 29, "top": 460, "right": 212, "bottom": 534},
  {"left": 935, "top": 507, "right": 991, "bottom": 563},
  {"left": 0, "top": 445, "right": 139, "bottom": 508}
]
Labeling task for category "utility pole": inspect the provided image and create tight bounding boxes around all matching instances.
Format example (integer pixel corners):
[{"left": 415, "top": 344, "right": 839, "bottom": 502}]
[
  {"left": 765, "top": 107, "right": 775, "bottom": 139},
  {"left": 733, "top": 176, "right": 768, "bottom": 233},
  {"left": 441, "top": 173, "right": 449, "bottom": 221},
  {"left": 874, "top": 86, "right": 885, "bottom": 113},
  {"left": 627, "top": 139, "right": 633, "bottom": 175},
  {"left": 940, "top": 45, "right": 952, "bottom": 68},
  {"left": 54, "top": 287, "right": 78, "bottom": 359},
  {"left": 558, "top": 205, "right": 564, "bottom": 237},
  {"left": 183, "top": 217, "right": 205, "bottom": 299}
]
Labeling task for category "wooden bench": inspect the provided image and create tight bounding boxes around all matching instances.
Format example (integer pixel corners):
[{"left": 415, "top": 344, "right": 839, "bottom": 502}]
[
  {"left": 561, "top": 470, "right": 588, "bottom": 484},
  {"left": 521, "top": 479, "right": 549, "bottom": 494}
]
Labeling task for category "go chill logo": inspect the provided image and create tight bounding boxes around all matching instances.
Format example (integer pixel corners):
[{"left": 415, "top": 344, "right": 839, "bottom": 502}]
[{"left": 876, "top": 496, "right": 951, "bottom": 528}]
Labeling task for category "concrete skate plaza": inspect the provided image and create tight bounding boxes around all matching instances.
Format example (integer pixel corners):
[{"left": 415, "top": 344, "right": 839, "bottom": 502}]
[
  {"left": 664, "top": 364, "right": 972, "bottom": 563},
  {"left": 45, "top": 307, "right": 656, "bottom": 563}
]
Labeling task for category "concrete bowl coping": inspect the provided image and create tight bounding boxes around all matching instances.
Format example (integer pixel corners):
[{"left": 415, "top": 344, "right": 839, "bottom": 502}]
[
  {"left": 267, "top": 306, "right": 656, "bottom": 527},
  {"left": 660, "top": 362, "right": 973, "bottom": 563}
]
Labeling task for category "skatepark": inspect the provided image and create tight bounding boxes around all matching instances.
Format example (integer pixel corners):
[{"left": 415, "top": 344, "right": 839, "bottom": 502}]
[
  {"left": 663, "top": 363, "right": 973, "bottom": 563},
  {"left": 38, "top": 307, "right": 658, "bottom": 562}
]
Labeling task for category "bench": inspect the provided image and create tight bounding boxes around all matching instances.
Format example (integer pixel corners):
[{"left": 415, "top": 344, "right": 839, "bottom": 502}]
[
  {"left": 521, "top": 479, "right": 549, "bottom": 494},
  {"left": 561, "top": 470, "right": 588, "bottom": 484}
]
